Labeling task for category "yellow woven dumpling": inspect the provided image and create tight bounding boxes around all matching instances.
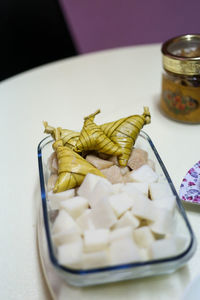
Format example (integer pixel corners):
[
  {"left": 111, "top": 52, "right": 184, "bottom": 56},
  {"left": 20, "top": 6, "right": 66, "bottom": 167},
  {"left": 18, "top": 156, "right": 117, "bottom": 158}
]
[
  {"left": 74, "top": 110, "right": 122, "bottom": 156},
  {"left": 53, "top": 141, "right": 105, "bottom": 193},
  {"left": 100, "top": 107, "right": 151, "bottom": 166},
  {"left": 43, "top": 121, "right": 79, "bottom": 149}
]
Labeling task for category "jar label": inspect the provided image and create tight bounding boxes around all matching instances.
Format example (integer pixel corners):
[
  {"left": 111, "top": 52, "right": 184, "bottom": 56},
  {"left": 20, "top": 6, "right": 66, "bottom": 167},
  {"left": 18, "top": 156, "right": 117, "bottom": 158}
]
[{"left": 161, "top": 75, "right": 200, "bottom": 123}]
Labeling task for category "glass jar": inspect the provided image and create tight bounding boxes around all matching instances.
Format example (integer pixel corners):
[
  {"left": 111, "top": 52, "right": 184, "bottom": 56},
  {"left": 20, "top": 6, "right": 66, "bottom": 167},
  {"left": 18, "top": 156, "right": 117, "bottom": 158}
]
[{"left": 160, "top": 34, "right": 200, "bottom": 123}]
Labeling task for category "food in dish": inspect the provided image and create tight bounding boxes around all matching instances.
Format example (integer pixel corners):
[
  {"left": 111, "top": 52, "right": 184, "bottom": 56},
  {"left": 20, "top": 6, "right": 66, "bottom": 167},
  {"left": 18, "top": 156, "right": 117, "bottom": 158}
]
[
  {"left": 38, "top": 131, "right": 196, "bottom": 286},
  {"left": 44, "top": 107, "right": 151, "bottom": 193},
  {"left": 46, "top": 139, "right": 186, "bottom": 270},
  {"left": 40, "top": 108, "right": 193, "bottom": 274}
]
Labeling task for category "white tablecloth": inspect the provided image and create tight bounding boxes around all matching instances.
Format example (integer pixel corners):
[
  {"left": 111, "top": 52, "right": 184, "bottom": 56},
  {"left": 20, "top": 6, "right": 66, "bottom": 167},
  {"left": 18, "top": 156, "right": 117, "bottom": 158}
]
[{"left": 1, "top": 44, "right": 200, "bottom": 300}]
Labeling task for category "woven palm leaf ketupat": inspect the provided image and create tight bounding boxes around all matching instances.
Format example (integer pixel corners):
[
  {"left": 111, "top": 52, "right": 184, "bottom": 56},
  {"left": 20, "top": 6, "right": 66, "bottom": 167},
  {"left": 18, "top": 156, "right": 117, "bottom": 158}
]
[
  {"left": 100, "top": 107, "right": 151, "bottom": 166},
  {"left": 53, "top": 140, "right": 105, "bottom": 193},
  {"left": 74, "top": 110, "right": 122, "bottom": 156},
  {"left": 43, "top": 121, "right": 79, "bottom": 149}
]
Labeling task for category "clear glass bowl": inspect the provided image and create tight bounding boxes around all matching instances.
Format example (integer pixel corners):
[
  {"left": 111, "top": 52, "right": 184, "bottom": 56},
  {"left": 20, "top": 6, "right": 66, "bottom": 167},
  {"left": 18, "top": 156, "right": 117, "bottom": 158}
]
[{"left": 37, "top": 131, "right": 196, "bottom": 287}]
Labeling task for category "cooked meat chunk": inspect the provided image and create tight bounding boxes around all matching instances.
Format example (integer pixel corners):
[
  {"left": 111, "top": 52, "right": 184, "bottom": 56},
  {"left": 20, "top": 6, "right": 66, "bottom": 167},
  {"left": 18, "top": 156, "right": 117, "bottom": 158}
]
[
  {"left": 101, "top": 165, "right": 124, "bottom": 184},
  {"left": 127, "top": 148, "right": 148, "bottom": 170},
  {"left": 86, "top": 154, "right": 114, "bottom": 169}
]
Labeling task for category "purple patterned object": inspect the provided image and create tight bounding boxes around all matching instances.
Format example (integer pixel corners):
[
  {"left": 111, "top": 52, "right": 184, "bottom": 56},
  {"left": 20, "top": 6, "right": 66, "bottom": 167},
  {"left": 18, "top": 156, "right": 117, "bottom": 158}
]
[{"left": 179, "top": 161, "right": 200, "bottom": 204}]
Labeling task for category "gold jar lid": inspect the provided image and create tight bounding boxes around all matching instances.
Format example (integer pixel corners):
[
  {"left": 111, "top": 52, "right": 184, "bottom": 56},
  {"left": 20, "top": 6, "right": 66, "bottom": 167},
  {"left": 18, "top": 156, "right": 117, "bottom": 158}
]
[{"left": 162, "top": 34, "right": 200, "bottom": 76}]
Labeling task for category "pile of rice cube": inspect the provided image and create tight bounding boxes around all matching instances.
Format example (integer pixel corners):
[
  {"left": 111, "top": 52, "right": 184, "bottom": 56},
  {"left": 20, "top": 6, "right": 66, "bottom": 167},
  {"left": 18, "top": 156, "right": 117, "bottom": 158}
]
[{"left": 47, "top": 149, "right": 187, "bottom": 270}]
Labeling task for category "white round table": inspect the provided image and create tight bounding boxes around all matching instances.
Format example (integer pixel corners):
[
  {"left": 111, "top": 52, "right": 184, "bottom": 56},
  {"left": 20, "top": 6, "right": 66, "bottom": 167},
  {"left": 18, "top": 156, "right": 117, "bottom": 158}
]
[{"left": 1, "top": 44, "right": 200, "bottom": 300}]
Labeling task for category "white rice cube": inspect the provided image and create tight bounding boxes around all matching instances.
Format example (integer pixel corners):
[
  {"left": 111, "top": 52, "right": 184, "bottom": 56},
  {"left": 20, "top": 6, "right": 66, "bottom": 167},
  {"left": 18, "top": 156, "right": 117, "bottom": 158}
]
[
  {"left": 121, "top": 183, "right": 146, "bottom": 200},
  {"left": 52, "top": 209, "right": 78, "bottom": 234},
  {"left": 149, "top": 239, "right": 174, "bottom": 259},
  {"left": 149, "top": 208, "right": 175, "bottom": 235},
  {"left": 47, "top": 174, "right": 58, "bottom": 192},
  {"left": 133, "top": 226, "right": 155, "bottom": 248},
  {"left": 47, "top": 152, "right": 58, "bottom": 173},
  {"left": 48, "top": 189, "right": 75, "bottom": 210},
  {"left": 128, "top": 165, "right": 158, "bottom": 183},
  {"left": 131, "top": 196, "right": 158, "bottom": 221},
  {"left": 83, "top": 229, "right": 109, "bottom": 252},
  {"left": 109, "top": 237, "right": 141, "bottom": 265},
  {"left": 90, "top": 197, "right": 117, "bottom": 229},
  {"left": 60, "top": 196, "right": 88, "bottom": 219},
  {"left": 57, "top": 238, "right": 83, "bottom": 268},
  {"left": 113, "top": 211, "right": 139, "bottom": 229},
  {"left": 52, "top": 226, "right": 81, "bottom": 246},
  {"left": 111, "top": 183, "right": 124, "bottom": 194},
  {"left": 110, "top": 226, "right": 133, "bottom": 242},
  {"left": 52, "top": 210, "right": 81, "bottom": 245},
  {"left": 88, "top": 180, "right": 113, "bottom": 208},
  {"left": 76, "top": 209, "right": 95, "bottom": 232},
  {"left": 149, "top": 182, "right": 173, "bottom": 200},
  {"left": 77, "top": 173, "right": 109, "bottom": 199},
  {"left": 147, "top": 159, "right": 155, "bottom": 171},
  {"left": 82, "top": 250, "right": 109, "bottom": 269},
  {"left": 108, "top": 193, "right": 134, "bottom": 218},
  {"left": 149, "top": 235, "right": 187, "bottom": 260},
  {"left": 152, "top": 195, "right": 176, "bottom": 212},
  {"left": 128, "top": 182, "right": 149, "bottom": 196},
  {"left": 149, "top": 182, "right": 176, "bottom": 212}
]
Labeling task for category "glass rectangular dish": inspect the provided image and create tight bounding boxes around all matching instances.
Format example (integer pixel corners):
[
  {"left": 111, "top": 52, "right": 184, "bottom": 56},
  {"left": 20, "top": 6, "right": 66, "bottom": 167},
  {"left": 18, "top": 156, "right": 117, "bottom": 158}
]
[{"left": 37, "top": 131, "right": 196, "bottom": 287}]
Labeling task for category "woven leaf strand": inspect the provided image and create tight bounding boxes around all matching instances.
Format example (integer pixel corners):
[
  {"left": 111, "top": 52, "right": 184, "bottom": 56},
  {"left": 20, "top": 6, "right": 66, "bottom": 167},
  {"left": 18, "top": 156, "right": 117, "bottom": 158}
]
[
  {"left": 53, "top": 141, "right": 105, "bottom": 193},
  {"left": 43, "top": 121, "right": 79, "bottom": 149},
  {"left": 74, "top": 110, "right": 122, "bottom": 156},
  {"left": 100, "top": 107, "right": 151, "bottom": 166}
]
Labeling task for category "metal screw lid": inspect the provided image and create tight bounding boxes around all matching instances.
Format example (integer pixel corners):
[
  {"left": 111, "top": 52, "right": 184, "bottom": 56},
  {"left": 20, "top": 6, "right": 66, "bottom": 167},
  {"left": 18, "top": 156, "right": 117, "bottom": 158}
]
[{"left": 162, "top": 34, "right": 200, "bottom": 76}]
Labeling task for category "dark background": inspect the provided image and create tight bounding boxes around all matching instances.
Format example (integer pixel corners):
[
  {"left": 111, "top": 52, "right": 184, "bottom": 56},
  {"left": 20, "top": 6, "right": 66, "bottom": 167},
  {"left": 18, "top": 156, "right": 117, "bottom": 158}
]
[{"left": 0, "top": 0, "right": 77, "bottom": 81}]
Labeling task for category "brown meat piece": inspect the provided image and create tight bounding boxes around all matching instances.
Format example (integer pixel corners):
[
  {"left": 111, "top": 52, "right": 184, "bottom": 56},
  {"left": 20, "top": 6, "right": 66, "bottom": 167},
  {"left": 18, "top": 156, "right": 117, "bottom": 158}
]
[
  {"left": 127, "top": 148, "right": 148, "bottom": 170},
  {"left": 101, "top": 165, "right": 124, "bottom": 184},
  {"left": 86, "top": 154, "right": 114, "bottom": 169},
  {"left": 119, "top": 166, "right": 130, "bottom": 175},
  {"left": 108, "top": 156, "right": 119, "bottom": 166}
]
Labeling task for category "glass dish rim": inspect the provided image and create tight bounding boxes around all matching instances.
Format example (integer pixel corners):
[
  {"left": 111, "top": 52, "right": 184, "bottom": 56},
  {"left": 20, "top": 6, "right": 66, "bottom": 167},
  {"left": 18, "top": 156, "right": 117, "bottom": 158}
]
[{"left": 37, "top": 130, "right": 196, "bottom": 276}]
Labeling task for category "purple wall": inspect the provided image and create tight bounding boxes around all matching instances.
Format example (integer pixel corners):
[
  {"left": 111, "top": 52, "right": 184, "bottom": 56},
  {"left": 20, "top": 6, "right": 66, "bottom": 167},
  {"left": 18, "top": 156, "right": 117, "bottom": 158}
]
[{"left": 59, "top": 0, "right": 200, "bottom": 54}]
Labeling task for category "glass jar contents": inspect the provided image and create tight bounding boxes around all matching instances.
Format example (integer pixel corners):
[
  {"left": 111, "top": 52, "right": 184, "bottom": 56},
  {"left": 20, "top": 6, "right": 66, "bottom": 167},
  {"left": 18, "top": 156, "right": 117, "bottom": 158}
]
[{"left": 160, "top": 34, "right": 200, "bottom": 123}]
